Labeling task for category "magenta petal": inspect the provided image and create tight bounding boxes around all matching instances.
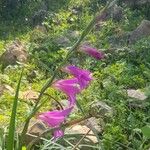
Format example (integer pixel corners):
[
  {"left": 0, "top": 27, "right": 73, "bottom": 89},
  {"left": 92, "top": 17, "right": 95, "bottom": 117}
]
[
  {"left": 64, "top": 66, "right": 92, "bottom": 80},
  {"left": 78, "top": 77, "right": 90, "bottom": 89},
  {"left": 38, "top": 107, "right": 73, "bottom": 127},
  {"left": 63, "top": 66, "right": 93, "bottom": 89},
  {"left": 53, "top": 129, "right": 64, "bottom": 139},
  {"left": 80, "top": 45, "right": 105, "bottom": 60},
  {"left": 54, "top": 78, "right": 79, "bottom": 85},
  {"left": 53, "top": 79, "right": 81, "bottom": 96}
]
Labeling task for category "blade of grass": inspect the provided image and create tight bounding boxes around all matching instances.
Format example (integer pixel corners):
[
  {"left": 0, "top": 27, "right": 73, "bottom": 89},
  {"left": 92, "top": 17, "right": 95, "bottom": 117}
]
[{"left": 6, "top": 69, "right": 24, "bottom": 150}]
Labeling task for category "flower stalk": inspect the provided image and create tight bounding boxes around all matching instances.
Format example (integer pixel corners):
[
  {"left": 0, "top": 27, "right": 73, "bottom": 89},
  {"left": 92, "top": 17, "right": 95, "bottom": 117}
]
[{"left": 18, "top": 1, "right": 117, "bottom": 149}]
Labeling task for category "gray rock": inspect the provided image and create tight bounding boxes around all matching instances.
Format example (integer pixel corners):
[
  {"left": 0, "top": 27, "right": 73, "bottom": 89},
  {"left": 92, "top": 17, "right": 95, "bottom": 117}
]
[
  {"left": 31, "top": 10, "right": 48, "bottom": 26},
  {"left": 127, "top": 89, "right": 149, "bottom": 109},
  {"left": 34, "top": 25, "right": 47, "bottom": 34},
  {"left": 127, "top": 89, "right": 147, "bottom": 100},
  {"left": 111, "top": 5, "right": 123, "bottom": 21},
  {"left": 84, "top": 117, "right": 103, "bottom": 133},
  {"left": 71, "top": 6, "right": 82, "bottom": 15},
  {"left": 55, "top": 36, "right": 70, "bottom": 47},
  {"left": 123, "top": 0, "right": 150, "bottom": 6},
  {"left": 65, "top": 124, "right": 98, "bottom": 143},
  {"left": 129, "top": 20, "right": 150, "bottom": 44},
  {"left": 24, "top": 119, "right": 47, "bottom": 145},
  {"left": 0, "top": 84, "right": 14, "bottom": 96},
  {"left": 19, "top": 90, "right": 39, "bottom": 101},
  {"left": 90, "top": 101, "right": 113, "bottom": 118},
  {"left": 0, "top": 40, "right": 28, "bottom": 70},
  {"left": 27, "top": 70, "right": 37, "bottom": 83},
  {"left": 0, "top": 85, "right": 5, "bottom": 96},
  {"left": 28, "top": 119, "right": 47, "bottom": 136},
  {"left": 66, "top": 30, "right": 80, "bottom": 39}
]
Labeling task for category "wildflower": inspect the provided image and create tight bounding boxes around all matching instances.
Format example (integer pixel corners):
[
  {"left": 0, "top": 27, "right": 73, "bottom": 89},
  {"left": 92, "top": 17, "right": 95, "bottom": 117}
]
[
  {"left": 39, "top": 106, "right": 73, "bottom": 138},
  {"left": 38, "top": 107, "right": 73, "bottom": 127},
  {"left": 63, "top": 65, "right": 93, "bottom": 89},
  {"left": 79, "top": 45, "right": 105, "bottom": 60},
  {"left": 39, "top": 66, "right": 93, "bottom": 139},
  {"left": 53, "top": 78, "right": 81, "bottom": 96}
]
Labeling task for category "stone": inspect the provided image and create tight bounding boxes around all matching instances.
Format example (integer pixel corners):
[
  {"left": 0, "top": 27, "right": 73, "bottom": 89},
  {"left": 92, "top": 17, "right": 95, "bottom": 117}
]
[
  {"left": 20, "top": 90, "right": 39, "bottom": 101},
  {"left": 27, "top": 70, "right": 37, "bottom": 83},
  {"left": 66, "top": 124, "right": 98, "bottom": 143},
  {"left": 28, "top": 119, "right": 47, "bottom": 136},
  {"left": 90, "top": 101, "right": 113, "bottom": 118},
  {"left": 111, "top": 5, "right": 123, "bottom": 21},
  {"left": 34, "top": 25, "right": 47, "bottom": 34},
  {"left": 0, "top": 85, "right": 4, "bottom": 96},
  {"left": 0, "top": 84, "right": 14, "bottom": 96},
  {"left": 84, "top": 117, "right": 103, "bottom": 133},
  {"left": 71, "top": 6, "right": 82, "bottom": 15},
  {"left": 127, "top": 89, "right": 148, "bottom": 109},
  {"left": 123, "top": 0, "right": 150, "bottom": 6},
  {"left": 25, "top": 119, "right": 47, "bottom": 145},
  {"left": 66, "top": 30, "right": 80, "bottom": 39},
  {"left": 55, "top": 36, "right": 70, "bottom": 47},
  {"left": 0, "top": 40, "right": 28, "bottom": 70},
  {"left": 129, "top": 20, "right": 150, "bottom": 44},
  {"left": 31, "top": 10, "right": 48, "bottom": 26},
  {"left": 0, "top": 85, "right": 6, "bottom": 96},
  {"left": 127, "top": 89, "right": 147, "bottom": 100}
]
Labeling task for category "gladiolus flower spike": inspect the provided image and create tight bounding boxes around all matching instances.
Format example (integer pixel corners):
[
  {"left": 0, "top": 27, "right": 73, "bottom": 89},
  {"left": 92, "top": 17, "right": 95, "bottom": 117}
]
[{"left": 38, "top": 65, "right": 93, "bottom": 139}]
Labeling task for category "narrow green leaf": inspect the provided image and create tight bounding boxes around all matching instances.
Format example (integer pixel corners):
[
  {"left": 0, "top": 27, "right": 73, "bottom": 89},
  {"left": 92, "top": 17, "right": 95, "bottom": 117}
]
[{"left": 6, "top": 69, "right": 24, "bottom": 150}]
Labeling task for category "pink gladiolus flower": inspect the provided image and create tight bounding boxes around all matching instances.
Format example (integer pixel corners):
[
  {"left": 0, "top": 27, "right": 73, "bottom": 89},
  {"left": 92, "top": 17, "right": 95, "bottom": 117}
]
[
  {"left": 39, "top": 107, "right": 73, "bottom": 139},
  {"left": 63, "top": 66, "right": 93, "bottom": 89},
  {"left": 39, "top": 66, "right": 93, "bottom": 139},
  {"left": 79, "top": 45, "right": 105, "bottom": 60},
  {"left": 38, "top": 107, "right": 73, "bottom": 127},
  {"left": 63, "top": 66, "right": 92, "bottom": 81},
  {"left": 53, "top": 78, "right": 81, "bottom": 96}
]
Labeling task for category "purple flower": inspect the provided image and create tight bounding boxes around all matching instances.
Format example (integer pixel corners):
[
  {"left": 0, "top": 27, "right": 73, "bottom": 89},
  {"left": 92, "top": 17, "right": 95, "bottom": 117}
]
[
  {"left": 53, "top": 78, "right": 81, "bottom": 96},
  {"left": 38, "top": 106, "right": 73, "bottom": 127},
  {"left": 39, "top": 107, "right": 73, "bottom": 139},
  {"left": 39, "top": 66, "right": 94, "bottom": 139},
  {"left": 79, "top": 45, "right": 105, "bottom": 60},
  {"left": 63, "top": 66, "right": 93, "bottom": 89}
]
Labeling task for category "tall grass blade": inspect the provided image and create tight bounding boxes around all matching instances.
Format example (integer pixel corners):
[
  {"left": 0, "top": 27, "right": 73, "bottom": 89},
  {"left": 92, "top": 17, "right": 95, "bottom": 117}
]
[{"left": 6, "top": 69, "right": 24, "bottom": 150}]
